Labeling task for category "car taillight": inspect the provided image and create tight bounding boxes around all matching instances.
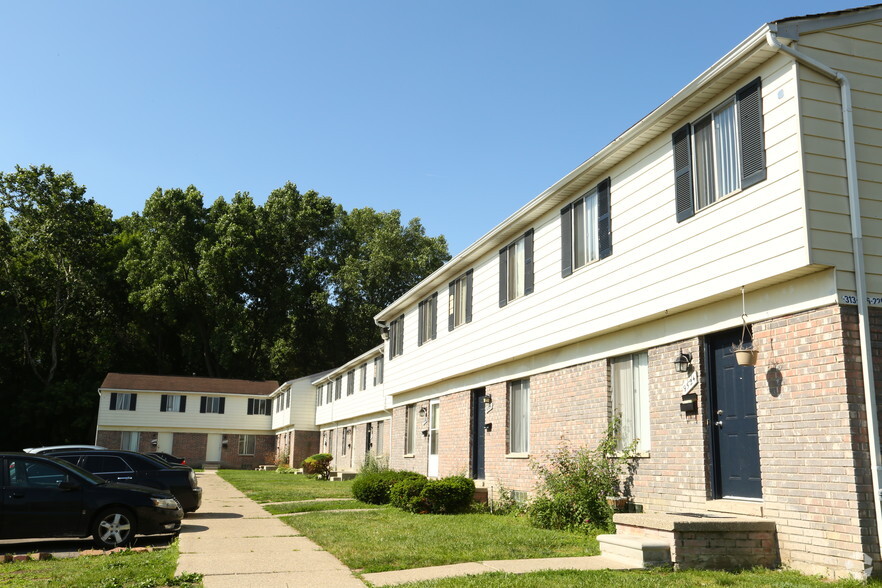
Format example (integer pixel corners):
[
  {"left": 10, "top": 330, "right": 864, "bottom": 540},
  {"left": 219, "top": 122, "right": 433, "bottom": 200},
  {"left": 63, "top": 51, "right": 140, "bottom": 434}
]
[{"left": 189, "top": 470, "right": 197, "bottom": 488}]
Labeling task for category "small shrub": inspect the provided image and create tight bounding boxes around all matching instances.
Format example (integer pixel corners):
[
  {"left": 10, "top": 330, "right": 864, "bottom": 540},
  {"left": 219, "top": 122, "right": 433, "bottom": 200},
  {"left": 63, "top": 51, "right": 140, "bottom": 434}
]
[
  {"left": 276, "top": 463, "right": 294, "bottom": 474},
  {"left": 359, "top": 452, "right": 389, "bottom": 474},
  {"left": 489, "top": 485, "right": 525, "bottom": 515},
  {"left": 301, "top": 453, "right": 333, "bottom": 480},
  {"left": 528, "top": 417, "right": 638, "bottom": 532},
  {"left": 420, "top": 476, "right": 475, "bottom": 514},
  {"left": 352, "top": 470, "right": 424, "bottom": 504},
  {"left": 389, "top": 475, "right": 428, "bottom": 512}
]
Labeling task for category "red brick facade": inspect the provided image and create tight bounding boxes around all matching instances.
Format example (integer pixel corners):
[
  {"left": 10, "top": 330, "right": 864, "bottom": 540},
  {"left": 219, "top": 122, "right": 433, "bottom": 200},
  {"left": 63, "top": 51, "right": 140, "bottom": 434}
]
[{"left": 384, "top": 304, "right": 882, "bottom": 578}]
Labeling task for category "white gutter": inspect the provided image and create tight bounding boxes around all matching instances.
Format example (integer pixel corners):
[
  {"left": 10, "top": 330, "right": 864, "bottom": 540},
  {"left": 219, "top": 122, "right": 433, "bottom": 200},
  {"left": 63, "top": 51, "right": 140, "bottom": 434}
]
[{"left": 766, "top": 30, "right": 882, "bottom": 578}]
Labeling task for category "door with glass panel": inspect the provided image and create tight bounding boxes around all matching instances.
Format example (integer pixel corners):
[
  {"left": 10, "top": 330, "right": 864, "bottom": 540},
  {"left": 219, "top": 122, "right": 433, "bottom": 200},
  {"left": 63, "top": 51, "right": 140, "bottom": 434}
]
[{"left": 428, "top": 400, "right": 440, "bottom": 478}]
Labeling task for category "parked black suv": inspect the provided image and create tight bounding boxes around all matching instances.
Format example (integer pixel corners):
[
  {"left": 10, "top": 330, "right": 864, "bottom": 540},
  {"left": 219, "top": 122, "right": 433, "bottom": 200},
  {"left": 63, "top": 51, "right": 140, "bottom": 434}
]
[
  {"left": 47, "top": 450, "right": 202, "bottom": 513},
  {"left": 1, "top": 453, "right": 182, "bottom": 548}
]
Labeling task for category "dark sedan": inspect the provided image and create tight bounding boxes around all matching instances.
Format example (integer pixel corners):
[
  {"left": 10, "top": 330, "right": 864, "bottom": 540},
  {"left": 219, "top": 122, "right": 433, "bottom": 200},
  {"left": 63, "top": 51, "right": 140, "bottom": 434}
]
[
  {"left": 1, "top": 453, "right": 182, "bottom": 548},
  {"left": 146, "top": 452, "right": 187, "bottom": 466},
  {"left": 47, "top": 450, "right": 202, "bottom": 513}
]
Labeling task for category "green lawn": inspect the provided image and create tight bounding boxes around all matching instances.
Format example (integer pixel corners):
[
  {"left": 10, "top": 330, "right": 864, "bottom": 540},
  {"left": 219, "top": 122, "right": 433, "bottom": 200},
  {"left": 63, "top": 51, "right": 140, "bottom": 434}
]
[
  {"left": 0, "top": 542, "right": 200, "bottom": 588},
  {"left": 281, "top": 509, "right": 595, "bottom": 573},
  {"left": 217, "top": 469, "right": 353, "bottom": 502},
  {"left": 263, "top": 499, "right": 383, "bottom": 515},
  {"left": 386, "top": 569, "right": 876, "bottom": 587}
]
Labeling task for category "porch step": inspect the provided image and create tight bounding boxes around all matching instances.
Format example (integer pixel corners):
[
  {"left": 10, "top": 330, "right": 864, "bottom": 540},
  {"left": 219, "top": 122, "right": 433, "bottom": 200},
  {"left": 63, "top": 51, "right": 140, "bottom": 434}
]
[
  {"left": 597, "top": 534, "right": 671, "bottom": 568},
  {"left": 202, "top": 461, "right": 220, "bottom": 471},
  {"left": 329, "top": 472, "right": 357, "bottom": 481}
]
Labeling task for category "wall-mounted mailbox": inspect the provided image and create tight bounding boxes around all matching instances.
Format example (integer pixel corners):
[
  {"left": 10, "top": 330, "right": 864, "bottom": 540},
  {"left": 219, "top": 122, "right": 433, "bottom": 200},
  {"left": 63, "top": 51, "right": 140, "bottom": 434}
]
[
  {"left": 680, "top": 392, "right": 698, "bottom": 414},
  {"left": 483, "top": 423, "right": 492, "bottom": 432}
]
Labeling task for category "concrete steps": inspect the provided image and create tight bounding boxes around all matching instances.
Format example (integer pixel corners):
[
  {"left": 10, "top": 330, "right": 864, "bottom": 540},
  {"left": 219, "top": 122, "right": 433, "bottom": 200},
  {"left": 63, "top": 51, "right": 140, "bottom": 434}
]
[{"left": 596, "top": 534, "right": 671, "bottom": 568}]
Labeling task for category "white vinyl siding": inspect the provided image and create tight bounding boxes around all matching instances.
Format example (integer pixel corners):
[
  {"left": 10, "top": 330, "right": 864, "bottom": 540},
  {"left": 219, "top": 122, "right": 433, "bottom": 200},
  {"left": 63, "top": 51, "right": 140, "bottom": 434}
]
[
  {"left": 612, "top": 351, "right": 650, "bottom": 453},
  {"left": 508, "top": 379, "right": 530, "bottom": 454}
]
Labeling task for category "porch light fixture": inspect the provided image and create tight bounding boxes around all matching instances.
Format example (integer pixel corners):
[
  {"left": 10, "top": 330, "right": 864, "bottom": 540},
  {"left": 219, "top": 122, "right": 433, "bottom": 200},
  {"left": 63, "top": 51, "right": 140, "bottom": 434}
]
[
  {"left": 674, "top": 351, "right": 692, "bottom": 373},
  {"left": 419, "top": 406, "right": 428, "bottom": 418},
  {"left": 482, "top": 395, "right": 493, "bottom": 404}
]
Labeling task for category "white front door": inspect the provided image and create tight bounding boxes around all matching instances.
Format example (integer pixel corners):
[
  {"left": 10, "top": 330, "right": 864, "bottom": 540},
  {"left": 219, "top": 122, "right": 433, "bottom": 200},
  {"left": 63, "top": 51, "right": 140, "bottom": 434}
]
[
  {"left": 157, "top": 432, "right": 174, "bottom": 453},
  {"left": 428, "top": 400, "right": 440, "bottom": 478},
  {"left": 206, "top": 433, "right": 222, "bottom": 462}
]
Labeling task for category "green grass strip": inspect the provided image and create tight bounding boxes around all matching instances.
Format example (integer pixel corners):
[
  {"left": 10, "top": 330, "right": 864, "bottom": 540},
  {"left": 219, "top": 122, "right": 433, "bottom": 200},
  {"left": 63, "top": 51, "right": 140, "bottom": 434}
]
[
  {"left": 263, "top": 499, "right": 383, "bottom": 515},
  {"left": 218, "top": 469, "right": 353, "bottom": 502},
  {"left": 282, "top": 509, "right": 596, "bottom": 573}
]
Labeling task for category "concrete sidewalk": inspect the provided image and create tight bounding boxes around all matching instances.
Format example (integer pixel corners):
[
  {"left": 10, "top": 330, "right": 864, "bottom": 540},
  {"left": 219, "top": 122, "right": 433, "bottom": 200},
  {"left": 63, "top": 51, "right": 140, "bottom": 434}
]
[
  {"left": 175, "top": 471, "right": 364, "bottom": 587},
  {"left": 176, "top": 471, "right": 635, "bottom": 587}
]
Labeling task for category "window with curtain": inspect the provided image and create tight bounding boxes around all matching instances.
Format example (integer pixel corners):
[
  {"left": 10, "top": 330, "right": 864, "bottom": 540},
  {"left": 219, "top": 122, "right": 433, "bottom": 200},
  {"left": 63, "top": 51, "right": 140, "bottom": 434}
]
[
  {"left": 612, "top": 351, "right": 650, "bottom": 453},
  {"left": 404, "top": 405, "right": 416, "bottom": 454},
  {"left": 508, "top": 379, "right": 530, "bottom": 454}
]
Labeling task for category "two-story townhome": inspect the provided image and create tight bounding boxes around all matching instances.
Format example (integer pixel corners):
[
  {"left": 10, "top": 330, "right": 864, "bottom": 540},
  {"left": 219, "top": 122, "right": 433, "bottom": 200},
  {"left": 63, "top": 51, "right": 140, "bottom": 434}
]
[
  {"left": 270, "top": 371, "right": 332, "bottom": 467},
  {"left": 97, "top": 373, "right": 280, "bottom": 468},
  {"left": 313, "top": 345, "right": 390, "bottom": 472},
  {"left": 364, "top": 5, "right": 882, "bottom": 579}
]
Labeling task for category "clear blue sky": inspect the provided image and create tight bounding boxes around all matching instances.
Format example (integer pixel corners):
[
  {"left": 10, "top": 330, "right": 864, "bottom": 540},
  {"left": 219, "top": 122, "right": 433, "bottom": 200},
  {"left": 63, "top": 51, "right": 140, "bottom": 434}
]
[{"left": 2, "top": 1, "right": 865, "bottom": 255}]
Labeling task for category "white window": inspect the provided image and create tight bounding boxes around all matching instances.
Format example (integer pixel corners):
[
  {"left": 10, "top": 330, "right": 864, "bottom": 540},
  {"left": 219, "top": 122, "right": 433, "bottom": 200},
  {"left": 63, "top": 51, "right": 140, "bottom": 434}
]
[
  {"left": 376, "top": 420, "right": 385, "bottom": 454},
  {"left": 389, "top": 315, "right": 404, "bottom": 359},
  {"left": 160, "top": 394, "right": 185, "bottom": 413},
  {"left": 121, "top": 431, "right": 140, "bottom": 452},
  {"left": 325, "top": 382, "right": 332, "bottom": 404},
  {"left": 508, "top": 379, "right": 530, "bottom": 454},
  {"left": 448, "top": 270, "right": 473, "bottom": 330},
  {"left": 612, "top": 351, "right": 650, "bottom": 453},
  {"left": 200, "top": 396, "right": 224, "bottom": 414},
  {"left": 110, "top": 392, "right": 137, "bottom": 411},
  {"left": 418, "top": 293, "right": 438, "bottom": 345},
  {"left": 404, "top": 404, "right": 416, "bottom": 455},
  {"left": 359, "top": 363, "right": 367, "bottom": 390},
  {"left": 499, "top": 230, "right": 533, "bottom": 306},
  {"left": 334, "top": 377, "right": 342, "bottom": 400},
  {"left": 374, "top": 356, "right": 384, "bottom": 385},
  {"left": 239, "top": 434, "right": 255, "bottom": 456},
  {"left": 247, "top": 398, "right": 270, "bottom": 415},
  {"left": 347, "top": 370, "right": 355, "bottom": 396},
  {"left": 673, "top": 78, "right": 765, "bottom": 222}
]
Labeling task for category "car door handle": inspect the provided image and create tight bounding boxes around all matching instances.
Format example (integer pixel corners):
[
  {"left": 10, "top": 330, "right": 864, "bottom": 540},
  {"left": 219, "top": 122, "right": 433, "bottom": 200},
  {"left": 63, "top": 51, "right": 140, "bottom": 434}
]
[
  {"left": 118, "top": 477, "right": 133, "bottom": 480},
  {"left": 9, "top": 492, "right": 24, "bottom": 499}
]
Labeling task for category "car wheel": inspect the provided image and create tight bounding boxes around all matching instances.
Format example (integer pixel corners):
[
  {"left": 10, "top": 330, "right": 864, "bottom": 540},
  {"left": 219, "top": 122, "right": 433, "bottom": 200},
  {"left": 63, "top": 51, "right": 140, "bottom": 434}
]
[{"left": 93, "top": 507, "right": 137, "bottom": 548}]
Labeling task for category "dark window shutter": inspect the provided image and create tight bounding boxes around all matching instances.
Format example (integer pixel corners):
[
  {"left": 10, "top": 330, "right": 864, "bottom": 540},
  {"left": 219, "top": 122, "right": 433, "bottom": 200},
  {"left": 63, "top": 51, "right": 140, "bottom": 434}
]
[
  {"left": 524, "top": 229, "right": 534, "bottom": 295},
  {"left": 267, "top": 400, "right": 273, "bottom": 415},
  {"left": 560, "top": 204, "right": 573, "bottom": 277},
  {"left": 431, "top": 293, "right": 437, "bottom": 340},
  {"left": 737, "top": 78, "right": 766, "bottom": 189},
  {"left": 200, "top": 396, "right": 207, "bottom": 413},
  {"left": 219, "top": 397, "right": 226, "bottom": 414},
  {"left": 110, "top": 393, "right": 117, "bottom": 410},
  {"left": 597, "top": 178, "right": 612, "bottom": 259},
  {"left": 160, "top": 395, "right": 167, "bottom": 412},
  {"left": 180, "top": 396, "right": 187, "bottom": 413},
  {"left": 448, "top": 281, "right": 455, "bottom": 331},
  {"left": 498, "top": 247, "right": 508, "bottom": 308},
  {"left": 673, "top": 124, "right": 695, "bottom": 222},
  {"left": 247, "top": 398, "right": 254, "bottom": 415},
  {"left": 417, "top": 301, "right": 424, "bottom": 346},
  {"left": 130, "top": 394, "right": 137, "bottom": 411},
  {"left": 465, "top": 269, "right": 473, "bottom": 324}
]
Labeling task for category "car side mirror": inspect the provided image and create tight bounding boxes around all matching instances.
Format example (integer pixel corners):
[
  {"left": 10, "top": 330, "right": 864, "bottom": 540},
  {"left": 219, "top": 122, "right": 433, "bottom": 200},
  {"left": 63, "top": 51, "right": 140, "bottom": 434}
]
[{"left": 58, "top": 480, "right": 80, "bottom": 491}]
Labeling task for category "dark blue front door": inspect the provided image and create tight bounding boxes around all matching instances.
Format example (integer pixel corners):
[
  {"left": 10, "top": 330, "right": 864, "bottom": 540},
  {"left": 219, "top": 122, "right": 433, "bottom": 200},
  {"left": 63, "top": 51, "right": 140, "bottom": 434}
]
[
  {"left": 709, "top": 330, "right": 762, "bottom": 499},
  {"left": 471, "top": 389, "right": 486, "bottom": 480}
]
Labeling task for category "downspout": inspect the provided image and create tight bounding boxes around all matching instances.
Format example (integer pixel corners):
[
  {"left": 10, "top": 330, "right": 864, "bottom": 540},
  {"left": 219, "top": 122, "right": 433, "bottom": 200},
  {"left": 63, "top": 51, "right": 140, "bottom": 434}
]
[{"left": 767, "top": 30, "right": 882, "bottom": 575}]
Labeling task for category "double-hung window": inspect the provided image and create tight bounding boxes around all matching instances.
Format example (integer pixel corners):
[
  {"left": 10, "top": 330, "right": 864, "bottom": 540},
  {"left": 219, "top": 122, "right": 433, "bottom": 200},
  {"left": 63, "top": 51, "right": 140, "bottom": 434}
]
[
  {"left": 404, "top": 404, "right": 416, "bottom": 455},
  {"left": 316, "top": 386, "right": 323, "bottom": 406},
  {"left": 508, "top": 379, "right": 530, "bottom": 454},
  {"left": 160, "top": 394, "right": 185, "bottom": 413},
  {"left": 560, "top": 178, "right": 611, "bottom": 277},
  {"left": 612, "top": 351, "right": 650, "bottom": 453},
  {"left": 346, "top": 370, "right": 355, "bottom": 396},
  {"left": 418, "top": 293, "right": 438, "bottom": 345},
  {"left": 200, "top": 396, "right": 225, "bottom": 414},
  {"left": 334, "top": 377, "right": 342, "bottom": 400},
  {"left": 359, "top": 363, "right": 367, "bottom": 390},
  {"left": 247, "top": 398, "right": 270, "bottom": 415},
  {"left": 374, "top": 356, "right": 384, "bottom": 385},
  {"left": 499, "top": 229, "right": 534, "bottom": 307},
  {"left": 389, "top": 315, "right": 404, "bottom": 359},
  {"left": 325, "top": 382, "right": 332, "bottom": 404},
  {"left": 448, "top": 270, "right": 473, "bottom": 330},
  {"left": 109, "top": 392, "right": 137, "bottom": 411},
  {"left": 120, "top": 431, "right": 140, "bottom": 452},
  {"left": 376, "top": 420, "right": 385, "bottom": 454},
  {"left": 239, "top": 434, "right": 256, "bottom": 455},
  {"left": 673, "top": 78, "right": 765, "bottom": 221}
]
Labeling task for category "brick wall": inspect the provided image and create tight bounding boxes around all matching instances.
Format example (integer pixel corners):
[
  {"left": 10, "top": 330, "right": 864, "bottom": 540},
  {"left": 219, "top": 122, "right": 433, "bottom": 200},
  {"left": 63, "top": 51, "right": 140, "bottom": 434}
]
[
  {"left": 290, "top": 430, "right": 319, "bottom": 466},
  {"left": 439, "top": 391, "right": 471, "bottom": 477},
  {"left": 96, "top": 430, "right": 121, "bottom": 448},
  {"left": 172, "top": 432, "right": 207, "bottom": 467},
  {"left": 390, "top": 401, "right": 429, "bottom": 475}
]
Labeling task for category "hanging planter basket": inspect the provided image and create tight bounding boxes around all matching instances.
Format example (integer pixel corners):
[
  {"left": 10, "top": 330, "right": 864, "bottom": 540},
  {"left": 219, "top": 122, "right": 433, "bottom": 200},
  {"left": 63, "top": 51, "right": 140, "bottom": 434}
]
[{"left": 734, "top": 348, "right": 758, "bottom": 366}]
